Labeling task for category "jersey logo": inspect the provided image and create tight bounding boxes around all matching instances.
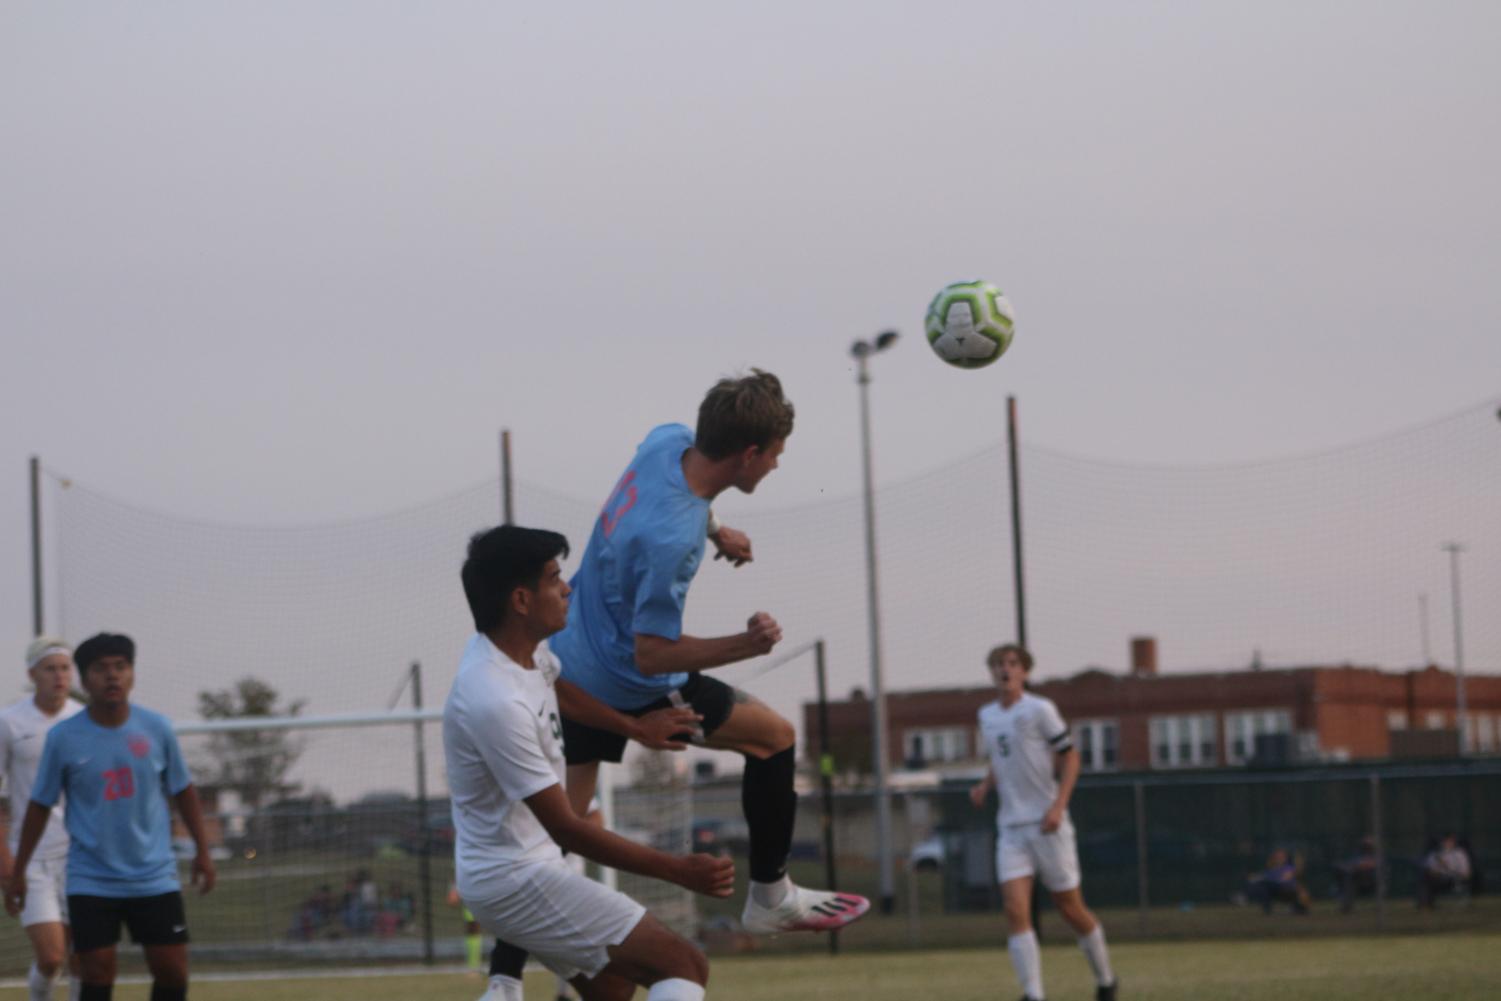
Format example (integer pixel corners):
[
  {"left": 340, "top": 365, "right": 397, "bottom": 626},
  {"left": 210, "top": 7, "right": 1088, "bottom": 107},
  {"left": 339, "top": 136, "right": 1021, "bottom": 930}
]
[
  {"left": 548, "top": 712, "right": 562, "bottom": 742},
  {"left": 600, "top": 471, "right": 638, "bottom": 537},
  {"left": 996, "top": 734, "right": 1010, "bottom": 757},
  {"left": 128, "top": 736, "right": 151, "bottom": 758}
]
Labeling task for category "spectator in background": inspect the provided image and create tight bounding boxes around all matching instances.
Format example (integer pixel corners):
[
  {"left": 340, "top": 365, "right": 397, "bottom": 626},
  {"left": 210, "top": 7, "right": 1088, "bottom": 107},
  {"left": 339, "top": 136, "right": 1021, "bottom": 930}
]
[
  {"left": 1417, "top": 833, "right": 1472, "bottom": 909},
  {"left": 1245, "top": 848, "right": 1310, "bottom": 915},
  {"left": 1335, "top": 836, "right": 1379, "bottom": 913}
]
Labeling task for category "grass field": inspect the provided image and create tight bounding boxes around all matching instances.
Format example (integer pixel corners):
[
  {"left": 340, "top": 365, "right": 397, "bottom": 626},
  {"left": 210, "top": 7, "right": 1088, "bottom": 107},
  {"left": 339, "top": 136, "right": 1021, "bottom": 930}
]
[{"left": 3, "top": 932, "right": 1497, "bottom": 1000}]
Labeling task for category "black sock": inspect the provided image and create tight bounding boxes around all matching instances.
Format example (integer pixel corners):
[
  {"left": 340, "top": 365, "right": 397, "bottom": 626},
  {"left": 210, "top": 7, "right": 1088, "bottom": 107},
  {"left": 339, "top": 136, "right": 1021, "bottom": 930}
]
[
  {"left": 490, "top": 938, "right": 528, "bottom": 978},
  {"left": 150, "top": 986, "right": 187, "bottom": 1001},
  {"left": 742, "top": 745, "right": 798, "bottom": 884},
  {"left": 80, "top": 986, "right": 113, "bottom": 1001}
]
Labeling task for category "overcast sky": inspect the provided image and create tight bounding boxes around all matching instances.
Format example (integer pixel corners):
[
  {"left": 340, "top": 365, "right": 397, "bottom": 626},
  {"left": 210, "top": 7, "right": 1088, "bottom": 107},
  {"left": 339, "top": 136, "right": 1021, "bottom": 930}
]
[{"left": 4, "top": 3, "right": 1499, "bottom": 738}]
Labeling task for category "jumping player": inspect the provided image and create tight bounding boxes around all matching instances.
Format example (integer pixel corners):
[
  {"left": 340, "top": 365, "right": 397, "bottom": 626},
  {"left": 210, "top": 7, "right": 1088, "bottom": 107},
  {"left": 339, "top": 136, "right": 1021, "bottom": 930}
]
[
  {"left": 551, "top": 370, "right": 869, "bottom": 934},
  {"left": 5, "top": 633, "right": 216, "bottom": 1001},
  {"left": 0, "top": 637, "right": 85, "bottom": 1001},
  {"left": 445, "top": 525, "right": 734, "bottom": 1001},
  {"left": 970, "top": 644, "right": 1117, "bottom": 1001}
]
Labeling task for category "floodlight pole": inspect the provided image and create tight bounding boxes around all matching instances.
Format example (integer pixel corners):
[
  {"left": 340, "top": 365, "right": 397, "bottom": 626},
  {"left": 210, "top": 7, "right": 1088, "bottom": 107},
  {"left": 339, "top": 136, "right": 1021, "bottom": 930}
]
[
  {"left": 852, "top": 331, "right": 898, "bottom": 915},
  {"left": 500, "top": 430, "right": 515, "bottom": 525},
  {"left": 1441, "top": 543, "right": 1467, "bottom": 752},
  {"left": 30, "top": 456, "right": 44, "bottom": 636}
]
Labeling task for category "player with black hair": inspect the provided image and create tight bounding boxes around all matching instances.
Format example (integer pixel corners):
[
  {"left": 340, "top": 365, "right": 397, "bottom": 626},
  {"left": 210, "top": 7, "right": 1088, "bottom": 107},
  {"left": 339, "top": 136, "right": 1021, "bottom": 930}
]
[
  {"left": 445, "top": 525, "right": 732, "bottom": 1001},
  {"left": 5, "top": 633, "right": 215, "bottom": 1001}
]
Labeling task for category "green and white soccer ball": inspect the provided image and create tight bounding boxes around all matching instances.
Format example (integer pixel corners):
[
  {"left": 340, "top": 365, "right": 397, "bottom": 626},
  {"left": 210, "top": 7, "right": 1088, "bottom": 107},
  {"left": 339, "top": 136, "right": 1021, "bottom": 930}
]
[{"left": 924, "top": 280, "right": 1015, "bottom": 369}]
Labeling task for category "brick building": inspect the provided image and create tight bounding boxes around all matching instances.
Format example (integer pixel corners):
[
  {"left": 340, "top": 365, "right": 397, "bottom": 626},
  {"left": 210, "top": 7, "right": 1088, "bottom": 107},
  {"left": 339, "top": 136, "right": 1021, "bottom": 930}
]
[{"left": 803, "top": 638, "right": 1501, "bottom": 775}]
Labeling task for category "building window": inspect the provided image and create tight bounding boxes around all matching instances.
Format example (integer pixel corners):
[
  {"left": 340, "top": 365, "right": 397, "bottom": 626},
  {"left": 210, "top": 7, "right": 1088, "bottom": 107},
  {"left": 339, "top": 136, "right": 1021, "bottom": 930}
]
[
  {"left": 903, "top": 727, "right": 970, "bottom": 765},
  {"left": 1225, "top": 709, "right": 1293, "bottom": 765},
  {"left": 1470, "top": 714, "right": 1495, "bottom": 753},
  {"left": 1424, "top": 711, "right": 1446, "bottom": 730},
  {"left": 1074, "top": 719, "right": 1119, "bottom": 772},
  {"left": 1149, "top": 714, "right": 1217, "bottom": 769},
  {"left": 1386, "top": 710, "right": 1408, "bottom": 732}
]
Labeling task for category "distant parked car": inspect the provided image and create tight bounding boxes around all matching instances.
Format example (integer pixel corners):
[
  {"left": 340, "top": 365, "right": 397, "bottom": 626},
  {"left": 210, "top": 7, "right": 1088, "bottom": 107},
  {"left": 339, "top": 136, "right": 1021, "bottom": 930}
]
[
  {"left": 909, "top": 834, "right": 946, "bottom": 871},
  {"left": 171, "top": 837, "right": 232, "bottom": 862}
]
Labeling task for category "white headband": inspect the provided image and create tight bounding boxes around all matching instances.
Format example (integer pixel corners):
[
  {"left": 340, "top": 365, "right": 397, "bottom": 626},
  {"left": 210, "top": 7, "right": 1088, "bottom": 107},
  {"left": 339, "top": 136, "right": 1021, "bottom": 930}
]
[{"left": 27, "top": 645, "right": 70, "bottom": 670}]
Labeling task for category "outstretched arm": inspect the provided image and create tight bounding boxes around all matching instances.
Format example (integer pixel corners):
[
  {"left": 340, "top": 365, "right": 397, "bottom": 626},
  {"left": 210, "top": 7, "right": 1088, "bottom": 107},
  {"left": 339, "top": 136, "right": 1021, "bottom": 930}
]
[
  {"left": 525, "top": 784, "right": 734, "bottom": 897},
  {"left": 634, "top": 612, "right": 783, "bottom": 676},
  {"left": 555, "top": 679, "right": 700, "bottom": 751}
]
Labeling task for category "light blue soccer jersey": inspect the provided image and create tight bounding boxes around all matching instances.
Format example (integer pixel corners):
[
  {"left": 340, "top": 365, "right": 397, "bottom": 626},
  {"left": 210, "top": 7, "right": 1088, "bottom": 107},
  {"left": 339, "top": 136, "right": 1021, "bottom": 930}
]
[
  {"left": 31, "top": 705, "right": 191, "bottom": 897},
  {"left": 553, "top": 423, "right": 710, "bottom": 709}
]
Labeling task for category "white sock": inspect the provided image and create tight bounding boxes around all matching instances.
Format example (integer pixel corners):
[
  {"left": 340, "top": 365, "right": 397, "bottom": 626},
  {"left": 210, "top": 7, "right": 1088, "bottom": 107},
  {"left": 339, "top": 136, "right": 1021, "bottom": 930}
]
[
  {"left": 28, "top": 963, "right": 58, "bottom": 1001},
  {"left": 482, "top": 973, "right": 524, "bottom": 1001},
  {"left": 646, "top": 978, "right": 705, "bottom": 1001},
  {"left": 1078, "top": 924, "right": 1115, "bottom": 987},
  {"left": 750, "top": 874, "right": 791, "bottom": 908},
  {"left": 1007, "top": 930, "right": 1044, "bottom": 1000}
]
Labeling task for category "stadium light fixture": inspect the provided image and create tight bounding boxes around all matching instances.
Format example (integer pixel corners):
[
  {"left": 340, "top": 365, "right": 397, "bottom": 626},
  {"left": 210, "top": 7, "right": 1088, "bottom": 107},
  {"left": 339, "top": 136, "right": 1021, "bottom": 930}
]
[{"left": 851, "top": 330, "right": 898, "bottom": 915}]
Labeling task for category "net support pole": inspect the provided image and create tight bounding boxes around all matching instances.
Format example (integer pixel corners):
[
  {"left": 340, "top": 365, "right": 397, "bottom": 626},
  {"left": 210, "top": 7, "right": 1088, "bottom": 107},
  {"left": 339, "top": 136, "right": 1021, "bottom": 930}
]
[
  {"left": 1133, "top": 780, "right": 1149, "bottom": 933},
  {"left": 1370, "top": 773, "right": 1385, "bottom": 929},
  {"left": 411, "top": 661, "right": 435, "bottom": 965},
  {"left": 1007, "top": 397, "right": 1027, "bottom": 649},
  {"left": 30, "top": 456, "right": 43, "bottom": 636},
  {"left": 814, "top": 639, "right": 839, "bottom": 956},
  {"left": 500, "top": 430, "right": 515, "bottom": 525}
]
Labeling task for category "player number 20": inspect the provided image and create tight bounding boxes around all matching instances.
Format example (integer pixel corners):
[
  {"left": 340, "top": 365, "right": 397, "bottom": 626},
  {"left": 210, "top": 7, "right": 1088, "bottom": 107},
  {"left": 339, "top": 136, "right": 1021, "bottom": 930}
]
[{"left": 103, "top": 767, "right": 136, "bottom": 801}]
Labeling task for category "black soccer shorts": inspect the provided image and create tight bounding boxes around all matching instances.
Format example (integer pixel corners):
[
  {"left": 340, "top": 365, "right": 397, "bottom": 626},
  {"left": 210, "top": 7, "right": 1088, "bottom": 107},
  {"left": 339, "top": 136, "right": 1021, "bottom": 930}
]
[
  {"left": 562, "top": 673, "right": 737, "bottom": 765},
  {"left": 69, "top": 891, "right": 190, "bottom": 953}
]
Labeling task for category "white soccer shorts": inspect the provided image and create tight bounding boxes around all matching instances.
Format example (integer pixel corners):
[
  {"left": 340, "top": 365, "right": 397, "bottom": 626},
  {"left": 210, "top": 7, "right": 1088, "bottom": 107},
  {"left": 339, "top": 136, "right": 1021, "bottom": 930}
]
[
  {"left": 21, "top": 856, "right": 69, "bottom": 928},
  {"left": 996, "top": 818, "right": 1082, "bottom": 892},
  {"left": 460, "top": 857, "right": 646, "bottom": 982}
]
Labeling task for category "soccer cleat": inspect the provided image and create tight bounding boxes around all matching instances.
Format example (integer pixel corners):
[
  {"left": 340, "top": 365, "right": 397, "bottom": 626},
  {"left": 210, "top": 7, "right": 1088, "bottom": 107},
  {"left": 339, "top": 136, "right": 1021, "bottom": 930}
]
[
  {"left": 741, "top": 884, "right": 871, "bottom": 934},
  {"left": 1096, "top": 980, "right": 1118, "bottom": 1001}
]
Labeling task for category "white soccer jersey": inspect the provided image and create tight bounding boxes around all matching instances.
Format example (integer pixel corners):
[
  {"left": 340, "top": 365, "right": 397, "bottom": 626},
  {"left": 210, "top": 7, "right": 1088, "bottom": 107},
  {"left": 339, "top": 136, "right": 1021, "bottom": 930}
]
[
  {"left": 978, "top": 692, "right": 1073, "bottom": 827},
  {"left": 443, "top": 634, "right": 566, "bottom": 882},
  {"left": 0, "top": 697, "right": 83, "bottom": 861}
]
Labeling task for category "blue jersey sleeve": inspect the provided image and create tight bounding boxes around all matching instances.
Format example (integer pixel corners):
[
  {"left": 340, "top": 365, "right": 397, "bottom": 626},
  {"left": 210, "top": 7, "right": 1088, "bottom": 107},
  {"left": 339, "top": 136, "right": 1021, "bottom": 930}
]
[
  {"left": 160, "top": 721, "right": 191, "bottom": 796},
  {"left": 632, "top": 541, "right": 698, "bottom": 640},
  {"left": 30, "top": 727, "right": 65, "bottom": 808}
]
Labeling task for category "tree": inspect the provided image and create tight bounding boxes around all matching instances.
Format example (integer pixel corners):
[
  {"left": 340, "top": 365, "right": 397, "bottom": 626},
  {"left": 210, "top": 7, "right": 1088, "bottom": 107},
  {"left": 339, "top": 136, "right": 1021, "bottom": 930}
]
[{"left": 196, "top": 677, "right": 307, "bottom": 813}]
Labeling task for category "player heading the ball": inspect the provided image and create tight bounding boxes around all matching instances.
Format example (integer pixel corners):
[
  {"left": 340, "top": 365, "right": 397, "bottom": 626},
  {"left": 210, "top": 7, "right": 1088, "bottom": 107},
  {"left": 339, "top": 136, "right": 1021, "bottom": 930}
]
[{"left": 551, "top": 370, "right": 870, "bottom": 935}]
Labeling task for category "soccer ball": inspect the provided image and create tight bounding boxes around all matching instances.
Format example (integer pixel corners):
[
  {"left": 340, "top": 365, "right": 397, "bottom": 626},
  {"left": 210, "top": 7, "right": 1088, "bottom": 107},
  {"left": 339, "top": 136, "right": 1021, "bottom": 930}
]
[{"left": 924, "top": 280, "right": 1015, "bottom": 369}]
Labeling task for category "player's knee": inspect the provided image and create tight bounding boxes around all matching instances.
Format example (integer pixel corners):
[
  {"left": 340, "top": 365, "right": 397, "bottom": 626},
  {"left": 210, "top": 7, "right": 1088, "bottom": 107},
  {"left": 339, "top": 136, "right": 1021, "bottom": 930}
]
[
  {"left": 34, "top": 955, "right": 63, "bottom": 977},
  {"left": 759, "top": 715, "right": 794, "bottom": 755},
  {"left": 78, "top": 952, "right": 114, "bottom": 982},
  {"left": 655, "top": 940, "right": 708, "bottom": 986}
]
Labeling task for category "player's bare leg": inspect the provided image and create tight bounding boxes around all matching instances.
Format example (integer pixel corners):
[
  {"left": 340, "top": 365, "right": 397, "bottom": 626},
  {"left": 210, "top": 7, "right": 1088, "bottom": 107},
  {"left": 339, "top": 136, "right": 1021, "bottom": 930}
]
[
  {"left": 77, "top": 946, "right": 117, "bottom": 995},
  {"left": 1052, "top": 887, "right": 1116, "bottom": 1000},
  {"left": 573, "top": 912, "right": 708, "bottom": 1001},
  {"left": 23, "top": 921, "right": 75, "bottom": 1000},
  {"left": 142, "top": 943, "right": 189, "bottom": 993},
  {"left": 1001, "top": 876, "right": 1044, "bottom": 1000},
  {"left": 704, "top": 695, "right": 868, "bottom": 934}
]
